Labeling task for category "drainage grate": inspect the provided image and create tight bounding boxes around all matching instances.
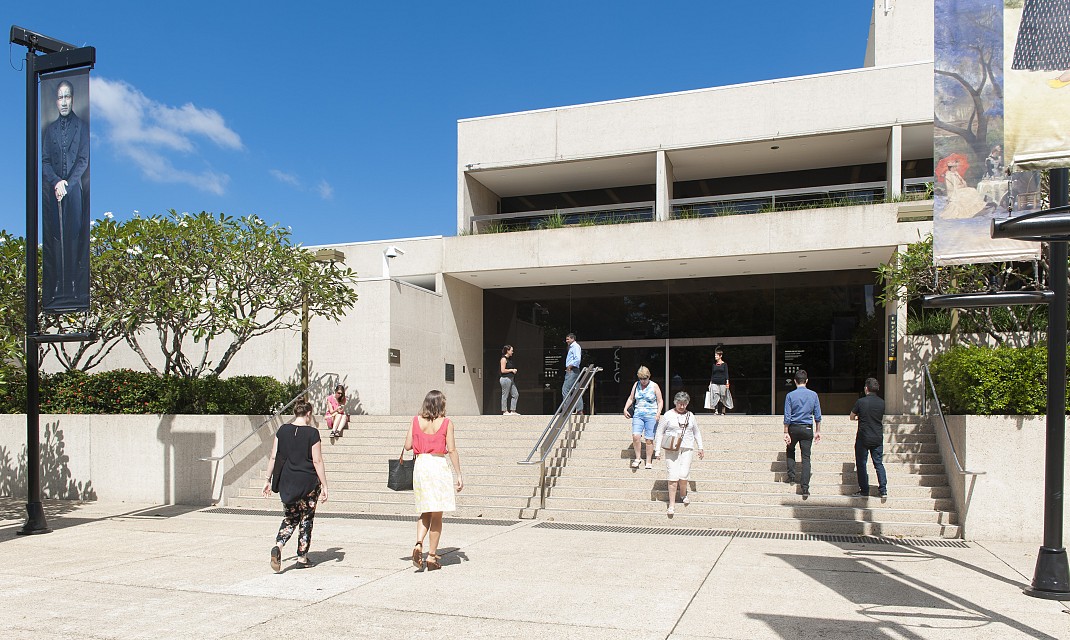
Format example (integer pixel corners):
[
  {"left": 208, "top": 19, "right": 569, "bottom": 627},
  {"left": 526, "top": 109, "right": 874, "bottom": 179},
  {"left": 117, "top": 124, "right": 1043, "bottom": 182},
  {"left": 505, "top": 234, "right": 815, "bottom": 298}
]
[
  {"left": 203, "top": 507, "right": 519, "bottom": 527},
  {"left": 532, "top": 522, "right": 969, "bottom": 548},
  {"left": 534, "top": 522, "right": 734, "bottom": 537}
]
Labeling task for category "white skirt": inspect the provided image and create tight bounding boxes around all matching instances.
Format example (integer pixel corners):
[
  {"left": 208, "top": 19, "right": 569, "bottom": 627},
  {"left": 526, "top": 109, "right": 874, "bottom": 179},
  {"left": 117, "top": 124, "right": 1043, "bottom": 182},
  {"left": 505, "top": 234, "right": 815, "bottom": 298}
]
[
  {"left": 664, "top": 448, "right": 694, "bottom": 481},
  {"left": 413, "top": 453, "right": 456, "bottom": 514}
]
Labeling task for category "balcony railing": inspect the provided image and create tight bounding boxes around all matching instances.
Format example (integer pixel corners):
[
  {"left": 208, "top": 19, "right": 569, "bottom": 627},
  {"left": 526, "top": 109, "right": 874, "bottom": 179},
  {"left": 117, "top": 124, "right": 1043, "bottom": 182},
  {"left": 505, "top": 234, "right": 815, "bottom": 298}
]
[{"left": 468, "top": 178, "right": 934, "bottom": 234}]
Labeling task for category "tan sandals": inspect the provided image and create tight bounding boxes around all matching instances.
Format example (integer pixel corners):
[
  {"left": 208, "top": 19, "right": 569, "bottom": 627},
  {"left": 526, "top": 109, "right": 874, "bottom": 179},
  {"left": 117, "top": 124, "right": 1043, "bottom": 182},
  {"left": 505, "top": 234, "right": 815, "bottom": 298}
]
[
  {"left": 426, "top": 553, "right": 442, "bottom": 571},
  {"left": 411, "top": 542, "right": 424, "bottom": 568}
]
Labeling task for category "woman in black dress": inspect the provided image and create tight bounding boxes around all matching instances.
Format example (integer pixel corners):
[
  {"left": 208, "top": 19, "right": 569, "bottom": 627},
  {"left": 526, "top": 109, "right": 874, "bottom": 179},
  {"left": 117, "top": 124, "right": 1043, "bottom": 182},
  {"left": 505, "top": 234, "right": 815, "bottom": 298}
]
[
  {"left": 1012, "top": 0, "right": 1070, "bottom": 88},
  {"left": 262, "top": 400, "right": 329, "bottom": 571}
]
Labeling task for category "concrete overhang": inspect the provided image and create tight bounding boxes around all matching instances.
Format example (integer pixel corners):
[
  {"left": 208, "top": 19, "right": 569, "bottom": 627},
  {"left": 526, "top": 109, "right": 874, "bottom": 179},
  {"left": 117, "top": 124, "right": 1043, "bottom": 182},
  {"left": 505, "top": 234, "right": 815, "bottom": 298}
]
[
  {"left": 447, "top": 246, "right": 898, "bottom": 290},
  {"left": 444, "top": 202, "right": 932, "bottom": 289}
]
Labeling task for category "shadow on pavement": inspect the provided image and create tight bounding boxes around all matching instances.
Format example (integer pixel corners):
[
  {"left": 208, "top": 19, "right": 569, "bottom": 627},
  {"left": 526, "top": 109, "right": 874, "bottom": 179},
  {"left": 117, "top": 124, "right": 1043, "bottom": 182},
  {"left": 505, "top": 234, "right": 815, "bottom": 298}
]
[{"left": 754, "top": 545, "right": 1061, "bottom": 639}]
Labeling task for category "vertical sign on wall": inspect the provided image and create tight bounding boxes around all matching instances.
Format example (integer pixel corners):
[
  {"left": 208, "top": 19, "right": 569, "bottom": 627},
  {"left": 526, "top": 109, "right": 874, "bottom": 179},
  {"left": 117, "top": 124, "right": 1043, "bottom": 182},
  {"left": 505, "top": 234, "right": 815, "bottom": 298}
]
[
  {"left": 886, "top": 315, "right": 898, "bottom": 375},
  {"left": 40, "top": 68, "right": 91, "bottom": 312},
  {"left": 933, "top": 0, "right": 1040, "bottom": 265}
]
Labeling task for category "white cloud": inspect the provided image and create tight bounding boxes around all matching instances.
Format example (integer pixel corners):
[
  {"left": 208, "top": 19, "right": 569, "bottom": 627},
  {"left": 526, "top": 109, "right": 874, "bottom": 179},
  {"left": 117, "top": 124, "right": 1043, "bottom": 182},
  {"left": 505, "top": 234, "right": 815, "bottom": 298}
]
[
  {"left": 317, "top": 179, "right": 334, "bottom": 200},
  {"left": 90, "top": 76, "right": 241, "bottom": 194},
  {"left": 270, "top": 169, "right": 301, "bottom": 187}
]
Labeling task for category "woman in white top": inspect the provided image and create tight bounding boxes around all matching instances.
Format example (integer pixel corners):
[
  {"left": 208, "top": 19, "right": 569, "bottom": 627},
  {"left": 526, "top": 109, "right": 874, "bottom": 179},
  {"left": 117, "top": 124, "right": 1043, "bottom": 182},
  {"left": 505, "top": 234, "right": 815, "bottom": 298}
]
[{"left": 654, "top": 391, "right": 704, "bottom": 516}]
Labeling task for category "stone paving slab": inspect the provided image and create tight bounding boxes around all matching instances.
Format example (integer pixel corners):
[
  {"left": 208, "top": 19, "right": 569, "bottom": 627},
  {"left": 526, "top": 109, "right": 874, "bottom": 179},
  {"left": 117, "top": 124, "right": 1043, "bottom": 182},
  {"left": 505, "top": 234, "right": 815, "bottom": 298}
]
[{"left": 0, "top": 499, "right": 1066, "bottom": 639}]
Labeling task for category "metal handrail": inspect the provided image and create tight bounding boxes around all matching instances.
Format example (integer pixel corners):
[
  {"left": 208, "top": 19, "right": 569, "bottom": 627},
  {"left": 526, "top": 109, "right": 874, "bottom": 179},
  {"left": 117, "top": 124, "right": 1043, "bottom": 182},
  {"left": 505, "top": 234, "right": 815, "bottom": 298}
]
[
  {"left": 922, "top": 364, "right": 985, "bottom": 476},
  {"left": 518, "top": 365, "right": 602, "bottom": 509},
  {"left": 198, "top": 372, "right": 339, "bottom": 461}
]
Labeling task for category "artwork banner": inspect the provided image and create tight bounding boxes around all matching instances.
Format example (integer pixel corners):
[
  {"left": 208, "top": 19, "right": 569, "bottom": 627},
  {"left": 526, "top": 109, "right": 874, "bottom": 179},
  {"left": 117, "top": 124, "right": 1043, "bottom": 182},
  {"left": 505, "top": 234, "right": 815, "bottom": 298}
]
[
  {"left": 934, "top": 0, "right": 1040, "bottom": 265},
  {"left": 40, "top": 68, "right": 91, "bottom": 313}
]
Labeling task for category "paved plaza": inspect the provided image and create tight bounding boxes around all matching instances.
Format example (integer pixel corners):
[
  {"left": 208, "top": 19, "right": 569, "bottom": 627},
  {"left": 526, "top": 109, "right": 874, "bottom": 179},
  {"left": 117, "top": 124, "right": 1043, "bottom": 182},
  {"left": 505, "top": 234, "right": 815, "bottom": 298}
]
[{"left": 1, "top": 498, "right": 1067, "bottom": 639}]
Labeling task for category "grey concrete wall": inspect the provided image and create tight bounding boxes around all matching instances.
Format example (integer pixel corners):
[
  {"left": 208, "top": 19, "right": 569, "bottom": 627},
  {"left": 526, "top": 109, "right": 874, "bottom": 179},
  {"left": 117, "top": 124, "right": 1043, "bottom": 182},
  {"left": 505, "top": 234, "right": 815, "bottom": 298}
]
[
  {"left": 0, "top": 414, "right": 277, "bottom": 506},
  {"left": 938, "top": 414, "right": 1070, "bottom": 542},
  {"left": 457, "top": 63, "right": 933, "bottom": 173},
  {"left": 868, "top": 0, "right": 934, "bottom": 68}
]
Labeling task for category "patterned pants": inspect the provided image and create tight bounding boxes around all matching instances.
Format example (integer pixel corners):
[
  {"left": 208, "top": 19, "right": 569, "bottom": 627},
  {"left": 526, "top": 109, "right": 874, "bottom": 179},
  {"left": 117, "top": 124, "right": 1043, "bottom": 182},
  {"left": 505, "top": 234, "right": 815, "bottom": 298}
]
[{"left": 276, "top": 484, "right": 321, "bottom": 557}]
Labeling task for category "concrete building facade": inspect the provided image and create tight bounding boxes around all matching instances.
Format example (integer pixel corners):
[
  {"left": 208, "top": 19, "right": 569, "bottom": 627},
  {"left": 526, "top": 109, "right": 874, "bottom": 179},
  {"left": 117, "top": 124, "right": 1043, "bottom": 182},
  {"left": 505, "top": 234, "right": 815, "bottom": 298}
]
[{"left": 60, "top": 1, "right": 937, "bottom": 417}]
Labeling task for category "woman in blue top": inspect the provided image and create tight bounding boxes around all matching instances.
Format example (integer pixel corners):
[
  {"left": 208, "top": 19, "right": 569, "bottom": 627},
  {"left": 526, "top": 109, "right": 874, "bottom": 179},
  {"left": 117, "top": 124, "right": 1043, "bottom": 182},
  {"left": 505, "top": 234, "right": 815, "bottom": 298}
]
[{"left": 623, "top": 366, "right": 664, "bottom": 469}]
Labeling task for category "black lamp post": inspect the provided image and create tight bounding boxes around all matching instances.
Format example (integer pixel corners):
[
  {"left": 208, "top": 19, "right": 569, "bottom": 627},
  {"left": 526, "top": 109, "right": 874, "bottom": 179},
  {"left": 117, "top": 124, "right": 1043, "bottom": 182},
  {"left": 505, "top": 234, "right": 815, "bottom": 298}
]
[{"left": 923, "top": 167, "right": 1070, "bottom": 600}]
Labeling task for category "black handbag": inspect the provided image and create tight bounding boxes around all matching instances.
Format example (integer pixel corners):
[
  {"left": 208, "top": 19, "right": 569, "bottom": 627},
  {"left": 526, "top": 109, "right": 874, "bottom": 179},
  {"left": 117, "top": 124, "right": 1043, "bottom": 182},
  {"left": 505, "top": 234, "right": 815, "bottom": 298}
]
[{"left": 388, "top": 451, "right": 415, "bottom": 491}]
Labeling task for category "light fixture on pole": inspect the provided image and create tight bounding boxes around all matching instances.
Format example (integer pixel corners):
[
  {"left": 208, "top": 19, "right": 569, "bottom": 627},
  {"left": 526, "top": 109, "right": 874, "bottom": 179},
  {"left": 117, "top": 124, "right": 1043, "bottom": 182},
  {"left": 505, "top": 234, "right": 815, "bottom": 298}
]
[{"left": 301, "top": 248, "right": 346, "bottom": 395}]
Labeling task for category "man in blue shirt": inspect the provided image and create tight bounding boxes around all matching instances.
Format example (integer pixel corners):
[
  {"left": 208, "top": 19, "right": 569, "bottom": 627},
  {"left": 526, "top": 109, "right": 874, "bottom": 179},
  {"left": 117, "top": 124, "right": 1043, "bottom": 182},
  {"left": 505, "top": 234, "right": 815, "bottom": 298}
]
[
  {"left": 563, "top": 333, "right": 583, "bottom": 414},
  {"left": 783, "top": 369, "right": 822, "bottom": 498}
]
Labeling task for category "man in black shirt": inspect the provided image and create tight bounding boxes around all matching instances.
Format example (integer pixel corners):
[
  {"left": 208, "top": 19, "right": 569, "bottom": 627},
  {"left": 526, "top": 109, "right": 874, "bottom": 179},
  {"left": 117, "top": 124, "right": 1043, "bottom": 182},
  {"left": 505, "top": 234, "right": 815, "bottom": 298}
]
[{"left": 849, "top": 378, "right": 887, "bottom": 498}]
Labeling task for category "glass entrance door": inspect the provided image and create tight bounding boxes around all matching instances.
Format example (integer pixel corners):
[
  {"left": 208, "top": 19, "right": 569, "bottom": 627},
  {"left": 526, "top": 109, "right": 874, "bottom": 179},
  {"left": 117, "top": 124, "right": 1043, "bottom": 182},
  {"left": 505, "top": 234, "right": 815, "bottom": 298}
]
[
  {"left": 584, "top": 343, "right": 666, "bottom": 416},
  {"left": 583, "top": 337, "right": 775, "bottom": 415},
  {"left": 668, "top": 342, "right": 774, "bottom": 415}
]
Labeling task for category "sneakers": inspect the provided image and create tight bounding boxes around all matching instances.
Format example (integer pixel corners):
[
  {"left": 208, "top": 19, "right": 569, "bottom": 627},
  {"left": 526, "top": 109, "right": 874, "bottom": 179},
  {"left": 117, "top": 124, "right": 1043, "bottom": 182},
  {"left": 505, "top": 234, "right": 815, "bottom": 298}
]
[
  {"left": 666, "top": 507, "right": 675, "bottom": 516},
  {"left": 786, "top": 475, "right": 796, "bottom": 485},
  {"left": 270, "top": 546, "right": 281, "bottom": 573},
  {"left": 645, "top": 463, "right": 653, "bottom": 470},
  {"left": 851, "top": 490, "right": 869, "bottom": 498},
  {"left": 631, "top": 459, "right": 641, "bottom": 469},
  {"left": 801, "top": 487, "right": 810, "bottom": 499},
  {"left": 681, "top": 495, "right": 690, "bottom": 505}
]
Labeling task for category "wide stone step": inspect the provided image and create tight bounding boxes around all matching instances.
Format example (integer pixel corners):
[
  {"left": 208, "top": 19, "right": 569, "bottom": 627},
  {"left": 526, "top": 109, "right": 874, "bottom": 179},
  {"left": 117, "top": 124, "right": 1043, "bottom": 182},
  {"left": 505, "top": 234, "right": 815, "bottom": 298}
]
[
  {"left": 566, "top": 432, "right": 939, "bottom": 446},
  {"left": 574, "top": 448, "right": 944, "bottom": 464},
  {"left": 228, "top": 496, "right": 537, "bottom": 520},
  {"left": 547, "top": 458, "right": 947, "bottom": 474},
  {"left": 534, "top": 508, "right": 961, "bottom": 538},
  {"left": 545, "top": 485, "right": 951, "bottom": 509},
  {"left": 540, "top": 496, "right": 958, "bottom": 525},
  {"left": 547, "top": 476, "right": 952, "bottom": 498}
]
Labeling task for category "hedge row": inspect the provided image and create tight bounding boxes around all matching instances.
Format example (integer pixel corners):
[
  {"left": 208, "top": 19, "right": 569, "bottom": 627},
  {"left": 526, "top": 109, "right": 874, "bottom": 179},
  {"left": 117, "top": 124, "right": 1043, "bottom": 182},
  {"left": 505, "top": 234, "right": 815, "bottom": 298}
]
[
  {"left": 929, "top": 344, "right": 1066, "bottom": 415},
  {"left": 0, "top": 369, "right": 303, "bottom": 415}
]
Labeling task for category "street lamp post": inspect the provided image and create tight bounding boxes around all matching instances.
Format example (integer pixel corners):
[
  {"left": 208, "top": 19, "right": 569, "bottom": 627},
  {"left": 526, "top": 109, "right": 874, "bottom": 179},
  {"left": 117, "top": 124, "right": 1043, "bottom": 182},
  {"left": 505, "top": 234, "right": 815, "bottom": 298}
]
[{"left": 301, "top": 248, "right": 345, "bottom": 395}]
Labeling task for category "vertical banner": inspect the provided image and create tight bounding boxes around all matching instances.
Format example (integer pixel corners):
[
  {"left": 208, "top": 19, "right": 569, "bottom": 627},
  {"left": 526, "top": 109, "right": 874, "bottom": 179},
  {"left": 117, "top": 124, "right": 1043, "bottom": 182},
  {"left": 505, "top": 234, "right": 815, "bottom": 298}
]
[
  {"left": 40, "top": 68, "right": 91, "bottom": 313},
  {"left": 934, "top": 0, "right": 1041, "bottom": 265},
  {"left": 1006, "top": 0, "right": 1070, "bottom": 171}
]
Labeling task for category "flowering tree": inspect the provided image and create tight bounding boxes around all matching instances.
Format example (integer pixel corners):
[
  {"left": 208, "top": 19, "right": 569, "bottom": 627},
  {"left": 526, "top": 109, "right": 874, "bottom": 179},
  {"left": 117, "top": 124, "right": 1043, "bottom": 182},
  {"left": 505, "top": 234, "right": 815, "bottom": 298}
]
[
  {"left": 0, "top": 231, "right": 26, "bottom": 384},
  {"left": 108, "top": 210, "right": 358, "bottom": 378},
  {"left": 3, "top": 211, "right": 359, "bottom": 379}
]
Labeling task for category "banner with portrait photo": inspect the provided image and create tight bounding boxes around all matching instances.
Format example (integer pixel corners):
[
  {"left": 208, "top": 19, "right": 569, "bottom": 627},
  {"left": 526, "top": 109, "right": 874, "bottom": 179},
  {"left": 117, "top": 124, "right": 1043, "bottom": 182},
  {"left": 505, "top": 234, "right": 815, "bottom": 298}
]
[
  {"left": 40, "top": 68, "right": 91, "bottom": 313},
  {"left": 933, "top": 0, "right": 1040, "bottom": 265}
]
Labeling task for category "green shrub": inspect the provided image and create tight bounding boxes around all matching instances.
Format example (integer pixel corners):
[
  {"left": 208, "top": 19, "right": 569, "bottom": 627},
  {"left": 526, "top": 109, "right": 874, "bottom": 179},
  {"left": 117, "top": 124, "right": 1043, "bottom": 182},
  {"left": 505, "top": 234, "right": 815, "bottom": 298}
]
[
  {"left": 1, "top": 369, "right": 301, "bottom": 415},
  {"left": 929, "top": 344, "right": 1062, "bottom": 414}
]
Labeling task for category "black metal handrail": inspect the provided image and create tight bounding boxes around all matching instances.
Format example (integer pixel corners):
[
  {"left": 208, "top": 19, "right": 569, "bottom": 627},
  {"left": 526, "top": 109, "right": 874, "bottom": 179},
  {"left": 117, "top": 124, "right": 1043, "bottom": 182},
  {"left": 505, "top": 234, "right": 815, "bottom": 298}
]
[
  {"left": 518, "top": 365, "right": 602, "bottom": 509},
  {"left": 922, "top": 364, "right": 985, "bottom": 476}
]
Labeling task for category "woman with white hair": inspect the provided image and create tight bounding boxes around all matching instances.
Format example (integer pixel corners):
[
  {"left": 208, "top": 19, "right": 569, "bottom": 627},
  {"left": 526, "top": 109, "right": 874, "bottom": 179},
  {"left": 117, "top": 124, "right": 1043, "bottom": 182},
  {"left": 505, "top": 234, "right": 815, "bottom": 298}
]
[{"left": 654, "top": 391, "right": 704, "bottom": 516}]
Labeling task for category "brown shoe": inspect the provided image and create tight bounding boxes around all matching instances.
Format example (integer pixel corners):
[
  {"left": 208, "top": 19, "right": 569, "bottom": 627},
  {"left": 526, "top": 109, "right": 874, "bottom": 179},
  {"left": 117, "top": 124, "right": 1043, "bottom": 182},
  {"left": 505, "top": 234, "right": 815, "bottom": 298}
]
[
  {"left": 426, "top": 553, "right": 441, "bottom": 570},
  {"left": 411, "top": 542, "right": 424, "bottom": 569}
]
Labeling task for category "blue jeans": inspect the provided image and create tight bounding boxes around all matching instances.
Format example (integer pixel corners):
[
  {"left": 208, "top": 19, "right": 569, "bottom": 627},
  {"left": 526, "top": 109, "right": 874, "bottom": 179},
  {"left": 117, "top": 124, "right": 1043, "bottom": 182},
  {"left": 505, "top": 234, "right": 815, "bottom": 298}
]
[
  {"left": 562, "top": 369, "right": 583, "bottom": 412},
  {"left": 855, "top": 441, "right": 887, "bottom": 494}
]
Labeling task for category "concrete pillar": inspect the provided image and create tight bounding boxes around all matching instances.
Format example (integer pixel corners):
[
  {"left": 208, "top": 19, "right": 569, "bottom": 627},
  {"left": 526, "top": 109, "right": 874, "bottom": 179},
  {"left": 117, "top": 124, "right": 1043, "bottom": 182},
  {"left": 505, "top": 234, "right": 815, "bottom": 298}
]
[
  {"left": 887, "top": 124, "right": 903, "bottom": 200},
  {"left": 884, "top": 244, "right": 910, "bottom": 414},
  {"left": 656, "top": 150, "right": 674, "bottom": 222}
]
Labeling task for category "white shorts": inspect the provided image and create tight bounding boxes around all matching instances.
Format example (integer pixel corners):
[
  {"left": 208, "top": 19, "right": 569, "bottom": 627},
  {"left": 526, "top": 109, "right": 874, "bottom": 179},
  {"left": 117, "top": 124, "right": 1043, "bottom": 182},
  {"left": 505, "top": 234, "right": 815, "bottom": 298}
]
[{"left": 664, "top": 448, "right": 694, "bottom": 481}]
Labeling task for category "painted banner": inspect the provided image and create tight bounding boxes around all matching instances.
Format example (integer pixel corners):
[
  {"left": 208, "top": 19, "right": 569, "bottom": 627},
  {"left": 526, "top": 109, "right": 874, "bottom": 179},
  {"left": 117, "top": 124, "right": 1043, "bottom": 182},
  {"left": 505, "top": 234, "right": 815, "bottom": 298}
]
[
  {"left": 1006, "top": 0, "right": 1070, "bottom": 171},
  {"left": 934, "top": 0, "right": 1040, "bottom": 265},
  {"left": 41, "top": 68, "right": 91, "bottom": 313}
]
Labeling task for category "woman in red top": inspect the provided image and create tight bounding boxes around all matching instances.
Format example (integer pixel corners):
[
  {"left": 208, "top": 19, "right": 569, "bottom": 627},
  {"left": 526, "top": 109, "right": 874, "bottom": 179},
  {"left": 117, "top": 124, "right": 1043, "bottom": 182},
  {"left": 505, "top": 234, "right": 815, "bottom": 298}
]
[{"left": 405, "top": 390, "right": 463, "bottom": 570}]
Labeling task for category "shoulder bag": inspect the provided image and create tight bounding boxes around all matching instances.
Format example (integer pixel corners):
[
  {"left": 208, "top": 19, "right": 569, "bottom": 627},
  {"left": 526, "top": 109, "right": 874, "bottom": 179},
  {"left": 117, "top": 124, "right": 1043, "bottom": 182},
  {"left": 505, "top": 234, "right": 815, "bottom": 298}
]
[
  {"left": 662, "top": 412, "right": 692, "bottom": 451},
  {"left": 387, "top": 448, "right": 415, "bottom": 491}
]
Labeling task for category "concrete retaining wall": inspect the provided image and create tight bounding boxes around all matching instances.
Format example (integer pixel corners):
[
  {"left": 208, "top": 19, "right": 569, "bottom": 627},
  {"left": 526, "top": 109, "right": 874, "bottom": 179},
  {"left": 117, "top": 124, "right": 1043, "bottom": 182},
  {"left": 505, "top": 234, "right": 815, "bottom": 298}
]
[
  {"left": 935, "top": 414, "right": 1070, "bottom": 542},
  {"left": 0, "top": 414, "right": 276, "bottom": 506}
]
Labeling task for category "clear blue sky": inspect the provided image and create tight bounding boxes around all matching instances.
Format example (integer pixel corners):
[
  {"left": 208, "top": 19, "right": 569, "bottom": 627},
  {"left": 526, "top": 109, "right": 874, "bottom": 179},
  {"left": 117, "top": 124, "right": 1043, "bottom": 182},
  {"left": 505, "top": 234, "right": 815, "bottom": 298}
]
[{"left": 2, "top": 2, "right": 875, "bottom": 246}]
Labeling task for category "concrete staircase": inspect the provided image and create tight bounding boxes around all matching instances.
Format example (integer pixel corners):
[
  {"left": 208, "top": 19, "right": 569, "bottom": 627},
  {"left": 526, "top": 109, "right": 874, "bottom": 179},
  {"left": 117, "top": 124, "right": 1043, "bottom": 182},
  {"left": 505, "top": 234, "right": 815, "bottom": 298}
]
[
  {"left": 229, "top": 415, "right": 547, "bottom": 519},
  {"left": 228, "top": 413, "right": 959, "bottom": 538},
  {"left": 540, "top": 414, "right": 958, "bottom": 537}
]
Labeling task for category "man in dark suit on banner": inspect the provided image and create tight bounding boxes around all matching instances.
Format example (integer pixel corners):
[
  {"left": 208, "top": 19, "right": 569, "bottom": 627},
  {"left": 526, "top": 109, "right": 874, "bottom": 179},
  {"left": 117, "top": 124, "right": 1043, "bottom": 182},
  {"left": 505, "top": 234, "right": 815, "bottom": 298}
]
[{"left": 41, "top": 78, "right": 90, "bottom": 310}]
